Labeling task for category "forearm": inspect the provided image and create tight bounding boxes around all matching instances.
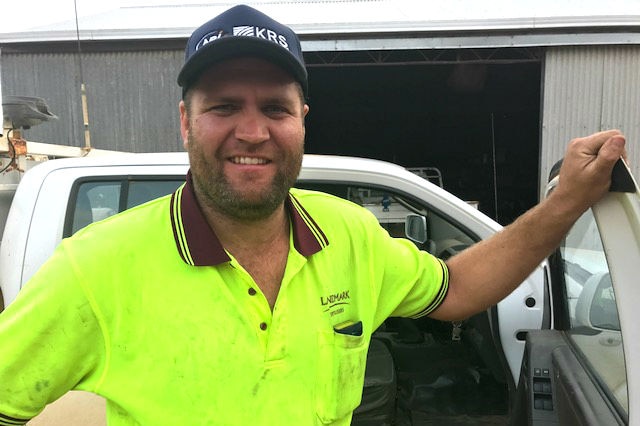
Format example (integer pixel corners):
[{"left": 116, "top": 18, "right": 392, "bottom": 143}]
[
  {"left": 428, "top": 130, "right": 625, "bottom": 321},
  {"left": 431, "top": 192, "right": 581, "bottom": 321}
]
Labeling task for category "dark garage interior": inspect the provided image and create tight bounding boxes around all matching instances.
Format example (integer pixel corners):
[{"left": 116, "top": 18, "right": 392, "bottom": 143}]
[{"left": 304, "top": 49, "right": 542, "bottom": 225}]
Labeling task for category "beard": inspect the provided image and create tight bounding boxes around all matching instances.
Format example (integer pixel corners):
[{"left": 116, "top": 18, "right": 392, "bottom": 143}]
[{"left": 187, "top": 132, "right": 303, "bottom": 221}]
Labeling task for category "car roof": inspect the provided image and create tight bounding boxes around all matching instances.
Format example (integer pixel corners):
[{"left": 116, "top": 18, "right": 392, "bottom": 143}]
[{"left": 26, "top": 152, "right": 411, "bottom": 179}]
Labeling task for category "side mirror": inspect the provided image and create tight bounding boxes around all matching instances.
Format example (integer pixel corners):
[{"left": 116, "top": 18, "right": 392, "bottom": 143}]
[
  {"left": 405, "top": 214, "right": 427, "bottom": 244},
  {"left": 589, "top": 273, "right": 620, "bottom": 331}
]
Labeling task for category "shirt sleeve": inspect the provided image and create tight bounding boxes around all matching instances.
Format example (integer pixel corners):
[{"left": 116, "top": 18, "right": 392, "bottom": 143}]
[
  {"left": 0, "top": 240, "right": 105, "bottom": 422},
  {"left": 364, "top": 216, "right": 450, "bottom": 327}
]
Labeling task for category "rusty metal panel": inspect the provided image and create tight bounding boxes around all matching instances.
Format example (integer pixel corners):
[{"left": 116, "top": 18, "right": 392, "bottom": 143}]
[
  {"left": 540, "top": 45, "right": 640, "bottom": 198},
  {"left": 1, "top": 50, "right": 184, "bottom": 153}
]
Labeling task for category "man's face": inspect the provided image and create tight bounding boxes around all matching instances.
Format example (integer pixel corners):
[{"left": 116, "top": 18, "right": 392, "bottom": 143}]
[{"left": 179, "top": 57, "right": 309, "bottom": 221}]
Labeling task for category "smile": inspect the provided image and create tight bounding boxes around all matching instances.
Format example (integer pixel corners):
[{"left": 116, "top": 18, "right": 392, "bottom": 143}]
[{"left": 229, "top": 157, "right": 270, "bottom": 165}]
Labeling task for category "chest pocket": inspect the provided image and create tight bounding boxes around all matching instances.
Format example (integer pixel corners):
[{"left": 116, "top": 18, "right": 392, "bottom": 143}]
[{"left": 315, "top": 329, "right": 369, "bottom": 424}]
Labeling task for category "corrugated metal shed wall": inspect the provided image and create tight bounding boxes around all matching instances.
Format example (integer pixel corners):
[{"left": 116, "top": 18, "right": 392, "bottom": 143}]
[
  {"left": 541, "top": 45, "right": 640, "bottom": 198},
  {"left": 5, "top": 44, "right": 639, "bottom": 186},
  {"left": 2, "top": 50, "right": 184, "bottom": 152}
]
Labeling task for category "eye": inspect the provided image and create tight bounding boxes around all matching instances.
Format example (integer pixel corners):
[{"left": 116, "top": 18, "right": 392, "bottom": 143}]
[
  {"left": 263, "top": 104, "right": 290, "bottom": 117},
  {"left": 207, "top": 104, "right": 239, "bottom": 115}
]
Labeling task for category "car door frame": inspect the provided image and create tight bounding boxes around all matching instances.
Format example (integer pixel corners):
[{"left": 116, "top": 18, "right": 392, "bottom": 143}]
[
  {"left": 517, "top": 159, "right": 640, "bottom": 425},
  {"left": 591, "top": 161, "right": 640, "bottom": 425}
]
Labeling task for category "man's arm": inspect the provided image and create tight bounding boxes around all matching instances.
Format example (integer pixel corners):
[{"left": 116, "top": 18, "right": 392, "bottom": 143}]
[
  {"left": 430, "top": 130, "right": 627, "bottom": 321},
  {"left": 0, "top": 241, "right": 104, "bottom": 422}
]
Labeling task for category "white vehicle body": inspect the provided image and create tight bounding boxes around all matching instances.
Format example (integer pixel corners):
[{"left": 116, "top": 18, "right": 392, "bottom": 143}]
[
  {"left": 38, "top": 153, "right": 640, "bottom": 426},
  {"left": 0, "top": 153, "right": 546, "bottom": 387},
  {"left": 0, "top": 153, "right": 576, "bottom": 425}
]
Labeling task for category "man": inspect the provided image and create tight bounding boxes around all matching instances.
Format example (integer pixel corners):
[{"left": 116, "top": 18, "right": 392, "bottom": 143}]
[{"left": 0, "top": 4, "right": 626, "bottom": 426}]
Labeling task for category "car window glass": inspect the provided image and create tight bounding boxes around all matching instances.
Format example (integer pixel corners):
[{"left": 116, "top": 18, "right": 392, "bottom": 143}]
[
  {"left": 69, "top": 179, "right": 183, "bottom": 235},
  {"left": 71, "top": 181, "right": 121, "bottom": 234},
  {"left": 127, "top": 180, "right": 183, "bottom": 209},
  {"left": 560, "top": 208, "right": 627, "bottom": 414},
  {"left": 294, "top": 182, "right": 476, "bottom": 256}
]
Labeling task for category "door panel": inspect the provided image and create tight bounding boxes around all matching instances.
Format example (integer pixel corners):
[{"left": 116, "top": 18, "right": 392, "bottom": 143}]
[
  {"left": 519, "top": 331, "right": 625, "bottom": 425},
  {"left": 592, "top": 177, "right": 640, "bottom": 426},
  {"left": 553, "top": 344, "right": 624, "bottom": 426},
  {"left": 526, "top": 159, "right": 640, "bottom": 426},
  {"left": 519, "top": 331, "right": 561, "bottom": 425}
]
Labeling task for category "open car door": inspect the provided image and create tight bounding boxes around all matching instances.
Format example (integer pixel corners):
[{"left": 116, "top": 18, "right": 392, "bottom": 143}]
[{"left": 517, "top": 159, "right": 640, "bottom": 425}]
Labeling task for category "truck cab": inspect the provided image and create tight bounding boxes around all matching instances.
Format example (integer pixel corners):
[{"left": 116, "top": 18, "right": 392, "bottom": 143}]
[{"left": 1, "top": 152, "right": 548, "bottom": 425}]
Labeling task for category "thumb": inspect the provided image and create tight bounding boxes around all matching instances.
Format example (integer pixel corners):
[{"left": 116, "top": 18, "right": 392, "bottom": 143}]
[{"left": 597, "top": 135, "right": 626, "bottom": 165}]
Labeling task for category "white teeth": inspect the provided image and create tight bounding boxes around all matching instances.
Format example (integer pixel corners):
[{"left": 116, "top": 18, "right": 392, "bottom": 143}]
[{"left": 231, "top": 157, "right": 268, "bottom": 165}]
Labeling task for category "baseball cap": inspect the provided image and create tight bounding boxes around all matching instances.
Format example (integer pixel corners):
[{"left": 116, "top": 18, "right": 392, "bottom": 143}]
[{"left": 177, "top": 4, "right": 308, "bottom": 98}]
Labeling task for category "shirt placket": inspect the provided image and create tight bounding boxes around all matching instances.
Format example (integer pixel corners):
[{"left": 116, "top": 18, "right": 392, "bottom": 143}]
[{"left": 226, "top": 260, "right": 273, "bottom": 349}]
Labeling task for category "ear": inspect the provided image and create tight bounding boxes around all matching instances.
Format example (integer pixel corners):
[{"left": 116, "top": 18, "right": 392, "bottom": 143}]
[
  {"left": 302, "top": 104, "right": 310, "bottom": 136},
  {"left": 179, "top": 100, "right": 190, "bottom": 150}
]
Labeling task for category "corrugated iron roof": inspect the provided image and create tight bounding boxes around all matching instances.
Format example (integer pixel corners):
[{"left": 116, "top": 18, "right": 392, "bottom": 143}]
[{"left": 2, "top": 0, "right": 640, "bottom": 43}]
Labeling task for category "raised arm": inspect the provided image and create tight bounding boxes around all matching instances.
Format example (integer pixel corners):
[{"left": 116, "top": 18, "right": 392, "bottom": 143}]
[{"left": 430, "top": 130, "right": 627, "bottom": 321}]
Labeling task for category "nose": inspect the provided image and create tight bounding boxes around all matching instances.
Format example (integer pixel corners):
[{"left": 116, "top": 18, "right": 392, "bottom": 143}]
[{"left": 235, "top": 110, "right": 269, "bottom": 144}]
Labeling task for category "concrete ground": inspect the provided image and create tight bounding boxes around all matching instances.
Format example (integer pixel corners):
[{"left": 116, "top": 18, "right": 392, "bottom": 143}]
[
  {"left": 27, "top": 392, "right": 105, "bottom": 426},
  {"left": 27, "top": 392, "right": 509, "bottom": 425}
]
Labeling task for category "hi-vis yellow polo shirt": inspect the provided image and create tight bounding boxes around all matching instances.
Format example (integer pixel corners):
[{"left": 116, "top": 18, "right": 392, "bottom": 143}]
[{"left": 0, "top": 172, "right": 448, "bottom": 426}]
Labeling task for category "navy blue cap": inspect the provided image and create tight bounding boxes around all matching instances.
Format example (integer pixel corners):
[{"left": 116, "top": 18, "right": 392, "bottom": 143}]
[{"left": 178, "top": 5, "right": 308, "bottom": 97}]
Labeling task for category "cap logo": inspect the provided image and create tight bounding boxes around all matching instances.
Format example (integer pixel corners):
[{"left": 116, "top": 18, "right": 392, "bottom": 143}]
[
  {"left": 180, "top": 5, "right": 307, "bottom": 94},
  {"left": 195, "top": 30, "right": 226, "bottom": 51},
  {"left": 232, "top": 25, "right": 290, "bottom": 50}
]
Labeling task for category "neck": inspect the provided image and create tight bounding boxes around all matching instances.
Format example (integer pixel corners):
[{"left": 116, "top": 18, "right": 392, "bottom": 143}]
[{"left": 201, "top": 201, "right": 290, "bottom": 253}]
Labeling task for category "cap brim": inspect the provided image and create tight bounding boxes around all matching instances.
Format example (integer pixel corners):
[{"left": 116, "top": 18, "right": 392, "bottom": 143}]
[{"left": 177, "top": 37, "right": 308, "bottom": 96}]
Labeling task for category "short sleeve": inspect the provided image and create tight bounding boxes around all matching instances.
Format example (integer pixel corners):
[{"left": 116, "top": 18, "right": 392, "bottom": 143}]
[
  {"left": 0, "top": 241, "right": 105, "bottom": 421},
  {"left": 367, "top": 224, "right": 450, "bottom": 327}
]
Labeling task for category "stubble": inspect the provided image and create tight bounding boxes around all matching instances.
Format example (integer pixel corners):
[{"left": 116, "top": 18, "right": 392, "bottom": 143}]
[{"left": 187, "top": 132, "right": 303, "bottom": 221}]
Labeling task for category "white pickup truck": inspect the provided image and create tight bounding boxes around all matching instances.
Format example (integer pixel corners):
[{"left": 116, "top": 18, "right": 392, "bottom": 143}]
[{"left": 1, "top": 152, "right": 638, "bottom": 426}]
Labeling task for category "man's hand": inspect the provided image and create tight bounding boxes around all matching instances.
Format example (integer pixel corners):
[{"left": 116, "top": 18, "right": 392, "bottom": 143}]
[
  {"left": 551, "top": 130, "right": 627, "bottom": 216},
  {"left": 431, "top": 129, "right": 627, "bottom": 321}
]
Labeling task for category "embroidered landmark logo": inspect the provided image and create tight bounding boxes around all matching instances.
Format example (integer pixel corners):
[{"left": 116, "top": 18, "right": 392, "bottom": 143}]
[{"left": 321, "top": 290, "right": 351, "bottom": 317}]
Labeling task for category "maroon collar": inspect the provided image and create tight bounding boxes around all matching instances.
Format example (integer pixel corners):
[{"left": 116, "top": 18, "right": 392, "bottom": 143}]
[{"left": 169, "top": 171, "right": 329, "bottom": 266}]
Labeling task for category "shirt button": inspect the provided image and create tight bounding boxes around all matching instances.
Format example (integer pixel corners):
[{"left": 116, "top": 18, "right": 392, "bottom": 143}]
[
  {"left": 260, "top": 322, "right": 268, "bottom": 331},
  {"left": 248, "top": 288, "right": 257, "bottom": 296}
]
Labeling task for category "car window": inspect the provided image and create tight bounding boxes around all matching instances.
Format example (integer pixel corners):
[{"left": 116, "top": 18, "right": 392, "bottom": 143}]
[
  {"left": 69, "top": 178, "right": 478, "bottom": 256},
  {"left": 127, "top": 180, "right": 185, "bottom": 209},
  {"left": 560, "top": 208, "right": 627, "bottom": 414},
  {"left": 295, "top": 182, "right": 476, "bottom": 256},
  {"left": 67, "top": 178, "right": 184, "bottom": 236}
]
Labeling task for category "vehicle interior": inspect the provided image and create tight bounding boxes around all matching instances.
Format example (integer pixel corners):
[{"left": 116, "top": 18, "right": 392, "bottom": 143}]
[
  {"left": 295, "top": 181, "right": 511, "bottom": 426},
  {"left": 60, "top": 176, "right": 514, "bottom": 426}
]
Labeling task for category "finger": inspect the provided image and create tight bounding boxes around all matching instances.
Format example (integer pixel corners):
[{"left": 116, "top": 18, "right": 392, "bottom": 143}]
[
  {"left": 621, "top": 145, "right": 629, "bottom": 165},
  {"left": 597, "top": 135, "right": 626, "bottom": 164},
  {"left": 576, "top": 129, "right": 623, "bottom": 154}
]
